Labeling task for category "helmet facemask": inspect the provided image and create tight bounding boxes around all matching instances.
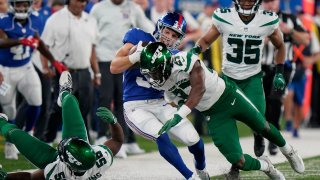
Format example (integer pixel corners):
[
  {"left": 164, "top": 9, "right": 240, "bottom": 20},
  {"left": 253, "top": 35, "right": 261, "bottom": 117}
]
[
  {"left": 9, "top": 0, "right": 33, "bottom": 20},
  {"left": 141, "top": 60, "right": 171, "bottom": 88},
  {"left": 233, "top": 0, "right": 262, "bottom": 16},
  {"left": 155, "top": 23, "right": 185, "bottom": 50}
]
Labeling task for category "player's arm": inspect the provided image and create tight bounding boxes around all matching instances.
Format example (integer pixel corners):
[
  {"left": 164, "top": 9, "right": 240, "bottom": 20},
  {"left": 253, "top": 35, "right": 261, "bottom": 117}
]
[
  {"left": 90, "top": 45, "right": 101, "bottom": 86},
  {"left": 269, "top": 28, "right": 285, "bottom": 65},
  {"left": 5, "top": 169, "right": 45, "bottom": 180},
  {"left": 96, "top": 107, "right": 124, "bottom": 156},
  {"left": 279, "top": 16, "right": 309, "bottom": 46},
  {"left": 192, "top": 25, "right": 220, "bottom": 54},
  {"left": 110, "top": 43, "right": 135, "bottom": 74},
  {"left": 0, "top": 29, "right": 24, "bottom": 48}
]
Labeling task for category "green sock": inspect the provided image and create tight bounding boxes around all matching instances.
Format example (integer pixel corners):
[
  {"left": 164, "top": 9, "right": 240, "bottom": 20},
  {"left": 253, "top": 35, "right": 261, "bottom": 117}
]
[
  {"left": 242, "top": 154, "right": 261, "bottom": 171},
  {"left": 262, "top": 123, "right": 286, "bottom": 147}
]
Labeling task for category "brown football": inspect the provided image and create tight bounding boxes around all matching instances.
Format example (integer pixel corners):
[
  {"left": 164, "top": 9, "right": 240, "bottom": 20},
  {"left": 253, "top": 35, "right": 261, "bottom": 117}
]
[{"left": 129, "top": 41, "right": 149, "bottom": 55}]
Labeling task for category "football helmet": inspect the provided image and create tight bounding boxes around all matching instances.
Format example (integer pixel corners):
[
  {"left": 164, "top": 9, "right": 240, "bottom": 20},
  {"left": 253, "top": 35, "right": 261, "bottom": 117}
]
[
  {"left": 153, "top": 12, "right": 187, "bottom": 50},
  {"left": 233, "top": 0, "right": 262, "bottom": 16},
  {"left": 58, "top": 137, "right": 96, "bottom": 173},
  {"left": 140, "top": 42, "right": 172, "bottom": 88},
  {"left": 9, "top": 0, "right": 33, "bottom": 19}
]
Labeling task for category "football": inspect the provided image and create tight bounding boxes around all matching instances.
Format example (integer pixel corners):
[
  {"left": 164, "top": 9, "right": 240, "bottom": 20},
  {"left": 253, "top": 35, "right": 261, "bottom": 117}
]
[{"left": 129, "top": 41, "right": 150, "bottom": 55}]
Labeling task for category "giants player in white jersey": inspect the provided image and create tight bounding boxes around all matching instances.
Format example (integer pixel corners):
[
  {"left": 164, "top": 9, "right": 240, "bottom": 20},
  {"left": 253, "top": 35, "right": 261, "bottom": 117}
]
[
  {"left": 0, "top": 71, "right": 123, "bottom": 179},
  {"left": 189, "top": 0, "right": 287, "bottom": 167},
  {"left": 140, "top": 42, "right": 304, "bottom": 180}
]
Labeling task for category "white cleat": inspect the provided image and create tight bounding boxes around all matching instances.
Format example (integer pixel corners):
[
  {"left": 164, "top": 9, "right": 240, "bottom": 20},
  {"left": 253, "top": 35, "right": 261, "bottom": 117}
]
[
  {"left": 126, "top": 143, "right": 145, "bottom": 154},
  {"left": 283, "top": 146, "right": 305, "bottom": 173},
  {"left": 57, "top": 71, "right": 73, "bottom": 107},
  {"left": 115, "top": 144, "right": 127, "bottom": 158},
  {"left": 258, "top": 156, "right": 285, "bottom": 180},
  {"left": 188, "top": 173, "right": 201, "bottom": 180},
  {"left": 5, "top": 142, "right": 18, "bottom": 160},
  {"left": 195, "top": 168, "right": 210, "bottom": 180}
]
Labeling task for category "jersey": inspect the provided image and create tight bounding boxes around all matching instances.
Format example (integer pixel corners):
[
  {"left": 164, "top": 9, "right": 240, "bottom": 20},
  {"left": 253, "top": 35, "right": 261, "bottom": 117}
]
[
  {"left": 212, "top": 8, "right": 279, "bottom": 80},
  {"left": 122, "top": 28, "right": 179, "bottom": 102},
  {"left": 160, "top": 52, "right": 225, "bottom": 112},
  {"left": 44, "top": 145, "right": 113, "bottom": 180},
  {"left": 0, "top": 13, "right": 42, "bottom": 67}
]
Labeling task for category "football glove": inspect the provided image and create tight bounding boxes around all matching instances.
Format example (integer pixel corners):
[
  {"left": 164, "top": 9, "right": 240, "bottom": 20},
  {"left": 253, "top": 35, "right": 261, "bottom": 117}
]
[
  {"left": 52, "top": 61, "right": 68, "bottom": 74},
  {"left": 158, "top": 114, "right": 182, "bottom": 135},
  {"left": 20, "top": 37, "right": 39, "bottom": 49},
  {"left": 189, "top": 44, "right": 202, "bottom": 56},
  {"left": 128, "top": 41, "right": 144, "bottom": 64},
  {"left": 96, "top": 107, "right": 117, "bottom": 124},
  {"left": 273, "top": 64, "right": 286, "bottom": 91}
]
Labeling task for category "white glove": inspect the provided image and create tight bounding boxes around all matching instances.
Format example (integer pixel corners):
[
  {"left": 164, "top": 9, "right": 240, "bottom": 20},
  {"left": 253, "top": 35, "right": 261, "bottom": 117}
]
[{"left": 128, "top": 41, "right": 144, "bottom": 64}]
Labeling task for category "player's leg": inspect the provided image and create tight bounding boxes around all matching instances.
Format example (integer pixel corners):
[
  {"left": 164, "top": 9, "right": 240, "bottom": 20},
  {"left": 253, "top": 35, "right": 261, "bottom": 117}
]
[
  {"left": 124, "top": 101, "right": 194, "bottom": 179},
  {"left": 0, "top": 114, "right": 57, "bottom": 169},
  {"left": 156, "top": 102, "right": 208, "bottom": 179},
  {"left": 58, "top": 71, "right": 88, "bottom": 141},
  {"left": 17, "top": 65, "right": 42, "bottom": 132},
  {"left": 292, "top": 77, "right": 306, "bottom": 137}
]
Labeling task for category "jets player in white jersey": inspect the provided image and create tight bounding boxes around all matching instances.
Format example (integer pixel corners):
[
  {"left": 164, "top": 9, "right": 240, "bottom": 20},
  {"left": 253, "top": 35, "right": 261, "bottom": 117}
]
[
  {"left": 0, "top": 71, "right": 124, "bottom": 180},
  {"left": 140, "top": 42, "right": 304, "bottom": 180},
  {"left": 190, "top": 0, "right": 287, "bottom": 162},
  {"left": 111, "top": 12, "right": 209, "bottom": 180}
]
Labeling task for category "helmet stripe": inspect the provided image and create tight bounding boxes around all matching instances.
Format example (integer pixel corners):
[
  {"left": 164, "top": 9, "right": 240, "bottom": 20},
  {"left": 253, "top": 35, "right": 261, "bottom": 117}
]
[{"left": 177, "top": 14, "right": 183, "bottom": 29}]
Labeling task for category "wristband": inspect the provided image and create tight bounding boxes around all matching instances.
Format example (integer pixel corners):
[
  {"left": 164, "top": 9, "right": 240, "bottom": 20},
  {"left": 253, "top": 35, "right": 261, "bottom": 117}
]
[
  {"left": 177, "top": 105, "right": 192, "bottom": 119},
  {"left": 95, "top": 73, "right": 101, "bottom": 78}
]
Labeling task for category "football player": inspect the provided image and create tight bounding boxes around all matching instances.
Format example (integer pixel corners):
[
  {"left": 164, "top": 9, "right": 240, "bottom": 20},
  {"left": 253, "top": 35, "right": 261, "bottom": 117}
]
[
  {"left": 141, "top": 42, "right": 305, "bottom": 180},
  {"left": 0, "top": 0, "right": 67, "bottom": 159},
  {"left": 190, "top": 0, "right": 286, "bottom": 159},
  {"left": 110, "top": 12, "right": 209, "bottom": 180},
  {"left": 0, "top": 71, "right": 124, "bottom": 179}
]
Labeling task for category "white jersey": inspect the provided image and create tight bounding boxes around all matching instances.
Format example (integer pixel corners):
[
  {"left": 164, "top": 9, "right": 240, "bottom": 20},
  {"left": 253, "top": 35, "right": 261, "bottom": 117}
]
[
  {"left": 160, "top": 52, "right": 225, "bottom": 112},
  {"left": 212, "top": 8, "right": 279, "bottom": 80},
  {"left": 44, "top": 145, "right": 113, "bottom": 180}
]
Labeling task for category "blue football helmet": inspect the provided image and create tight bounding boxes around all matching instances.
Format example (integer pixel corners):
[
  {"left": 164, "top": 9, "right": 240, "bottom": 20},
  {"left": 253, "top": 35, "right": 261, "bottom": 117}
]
[
  {"left": 9, "top": 0, "right": 33, "bottom": 19},
  {"left": 153, "top": 12, "right": 187, "bottom": 50},
  {"left": 233, "top": 0, "right": 262, "bottom": 16}
]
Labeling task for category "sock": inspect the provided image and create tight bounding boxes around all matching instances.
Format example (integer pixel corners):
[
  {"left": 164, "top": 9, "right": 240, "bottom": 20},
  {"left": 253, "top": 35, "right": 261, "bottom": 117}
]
[
  {"left": 279, "top": 143, "right": 292, "bottom": 154},
  {"left": 262, "top": 123, "right": 286, "bottom": 147},
  {"left": 188, "top": 139, "right": 206, "bottom": 170},
  {"left": 258, "top": 158, "right": 269, "bottom": 171},
  {"left": 25, "top": 105, "right": 41, "bottom": 132},
  {"left": 156, "top": 133, "right": 193, "bottom": 179},
  {"left": 242, "top": 154, "right": 261, "bottom": 171}
]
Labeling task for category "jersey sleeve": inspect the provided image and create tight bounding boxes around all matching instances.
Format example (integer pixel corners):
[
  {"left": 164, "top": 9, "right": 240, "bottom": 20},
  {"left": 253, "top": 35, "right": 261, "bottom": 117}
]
[
  {"left": 211, "top": 9, "right": 223, "bottom": 32},
  {"left": 122, "top": 28, "right": 154, "bottom": 45},
  {"left": 259, "top": 11, "right": 280, "bottom": 36},
  {"left": 172, "top": 52, "right": 199, "bottom": 74}
]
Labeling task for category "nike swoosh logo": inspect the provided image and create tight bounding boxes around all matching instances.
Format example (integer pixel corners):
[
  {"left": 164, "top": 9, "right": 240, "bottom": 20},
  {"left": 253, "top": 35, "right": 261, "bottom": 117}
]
[{"left": 231, "top": 98, "right": 236, "bottom": 106}]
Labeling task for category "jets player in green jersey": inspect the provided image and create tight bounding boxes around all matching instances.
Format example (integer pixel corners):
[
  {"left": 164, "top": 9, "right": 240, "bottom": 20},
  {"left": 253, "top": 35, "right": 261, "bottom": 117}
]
[
  {"left": 0, "top": 71, "right": 124, "bottom": 180},
  {"left": 139, "top": 42, "right": 304, "bottom": 180},
  {"left": 190, "top": 0, "right": 286, "bottom": 161}
]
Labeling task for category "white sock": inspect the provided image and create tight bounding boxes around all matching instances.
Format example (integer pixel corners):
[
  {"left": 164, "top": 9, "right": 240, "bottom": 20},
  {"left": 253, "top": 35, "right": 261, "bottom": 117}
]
[
  {"left": 259, "top": 159, "right": 269, "bottom": 171},
  {"left": 279, "top": 143, "right": 292, "bottom": 154}
]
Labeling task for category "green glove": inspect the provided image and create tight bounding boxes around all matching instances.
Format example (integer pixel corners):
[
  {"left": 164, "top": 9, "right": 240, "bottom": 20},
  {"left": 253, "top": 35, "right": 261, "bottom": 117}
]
[
  {"left": 158, "top": 114, "right": 183, "bottom": 135},
  {"left": 96, "top": 107, "right": 117, "bottom": 124},
  {"left": 0, "top": 166, "right": 7, "bottom": 180},
  {"left": 273, "top": 73, "right": 286, "bottom": 91},
  {"left": 189, "top": 44, "right": 202, "bottom": 55}
]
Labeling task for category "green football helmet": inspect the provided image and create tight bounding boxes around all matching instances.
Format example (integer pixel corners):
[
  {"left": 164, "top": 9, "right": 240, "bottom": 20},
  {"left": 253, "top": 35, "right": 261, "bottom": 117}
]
[
  {"left": 58, "top": 137, "right": 96, "bottom": 173},
  {"left": 140, "top": 42, "right": 172, "bottom": 88}
]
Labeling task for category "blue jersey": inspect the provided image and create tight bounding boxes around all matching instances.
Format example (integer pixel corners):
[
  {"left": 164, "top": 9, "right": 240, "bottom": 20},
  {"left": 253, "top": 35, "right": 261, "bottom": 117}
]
[
  {"left": 122, "top": 28, "right": 179, "bottom": 102},
  {"left": 0, "top": 13, "right": 42, "bottom": 67}
]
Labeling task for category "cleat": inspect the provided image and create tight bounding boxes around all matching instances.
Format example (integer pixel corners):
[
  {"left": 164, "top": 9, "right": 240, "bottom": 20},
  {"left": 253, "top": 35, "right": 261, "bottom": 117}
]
[
  {"left": 258, "top": 156, "right": 285, "bottom": 180},
  {"left": 115, "top": 144, "right": 127, "bottom": 158},
  {"left": 269, "top": 142, "right": 279, "bottom": 156},
  {"left": 195, "top": 168, "right": 210, "bottom": 180},
  {"left": 225, "top": 166, "right": 240, "bottom": 180},
  {"left": 283, "top": 146, "right": 304, "bottom": 173},
  {"left": 126, "top": 143, "right": 145, "bottom": 154},
  {"left": 57, "top": 71, "right": 72, "bottom": 107},
  {"left": 254, "top": 133, "right": 265, "bottom": 157}
]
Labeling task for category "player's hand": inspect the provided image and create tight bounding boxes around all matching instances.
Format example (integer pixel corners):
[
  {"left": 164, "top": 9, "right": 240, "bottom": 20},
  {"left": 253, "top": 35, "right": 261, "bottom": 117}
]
[
  {"left": 158, "top": 114, "right": 182, "bottom": 135},
  {"left": 20, "top": 37, "right": 39, "bottom": 49},
  {"left": 128, "top": 41, "right": 144, "bottom": 64},
  {"left": 52, "top": 61, "right": 68, "bottom": 74},
  {"left": 189, "top": 44, "right": 202, "bottom": 56},
  {"left": 0, "top": 165, "right": 7, "bottom": 180},
  {"left": 273, "top": 73, "right": 286, "bottom": 91},
  {"left": 96, "top": 107, "right": 117, "bottom": 124}
]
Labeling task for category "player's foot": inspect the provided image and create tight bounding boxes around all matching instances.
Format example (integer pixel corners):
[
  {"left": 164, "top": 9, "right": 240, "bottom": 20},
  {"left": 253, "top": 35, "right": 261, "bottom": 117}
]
[
  {"left": 115, "top": 144, "right": 127, "bottom": 158},
  {"left": 195, "top": 168, "right": 209, "bottom": 180},
  {"left": 57, "top": 71, "right": 72, "bottom": 107},
  {"left": 126, "top": 143, "right": 145, "bottom": 154},
  {"left": 254, "top": 133, "right": 265, "bottom": 157},
  {"left": 5, "top": 142, "right": 18, "bottom": 160},
  {"left": 258, "top": 156, "right": 285, "bottom": 180},
  {"left": 282, "top": 145, "right": 304, "bottom": 173},
  {"left": 268, "top": 142, "right": 278, "bottom": 156},
  {"left": 292, "top": 129, "right": 299, "bottom": 138},
  {"left": 225, "top": 166, "right": 240, "bottom": 180},
  {"left": 188, "top": 173, "right": 201, "bottom": 180},
  {"left": 285, "top": 121, "right": 293, "bottom": 131}
]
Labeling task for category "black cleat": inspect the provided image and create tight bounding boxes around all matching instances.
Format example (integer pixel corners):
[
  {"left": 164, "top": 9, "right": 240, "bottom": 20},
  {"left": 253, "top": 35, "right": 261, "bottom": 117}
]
[
  {"left": 254, "top": 133, "right": 265, "bottom": 157},
  {"left": 268, "top": 142, "right": 278, "bottom": 156}
]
